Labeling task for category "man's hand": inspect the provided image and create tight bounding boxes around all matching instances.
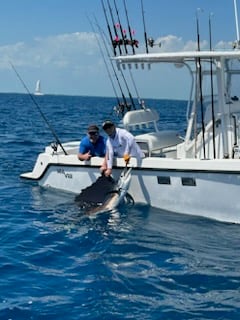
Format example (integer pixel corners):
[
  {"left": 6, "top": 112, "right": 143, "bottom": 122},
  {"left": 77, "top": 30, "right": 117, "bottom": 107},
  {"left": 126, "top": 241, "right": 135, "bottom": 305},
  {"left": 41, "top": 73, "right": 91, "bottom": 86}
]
[
  {"left": 104, "top": 169, "right": 112, "bottom": 177},
  {"left": 84, "top": 151, "right": 91, "bottom": 161},
  {"left": 123, "top": 154, "right": 130, "bottom": 165},
  {"left": 100, "top": 165, "right": 107, "bottom": 174}
]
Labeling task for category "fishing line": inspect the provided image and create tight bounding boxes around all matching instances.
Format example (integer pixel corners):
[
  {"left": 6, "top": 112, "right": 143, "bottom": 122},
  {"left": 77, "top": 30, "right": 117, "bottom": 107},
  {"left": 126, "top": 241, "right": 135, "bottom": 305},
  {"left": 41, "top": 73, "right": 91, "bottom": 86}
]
[{"left": 9, "top": 61, "right": 68, "bottom": 155}]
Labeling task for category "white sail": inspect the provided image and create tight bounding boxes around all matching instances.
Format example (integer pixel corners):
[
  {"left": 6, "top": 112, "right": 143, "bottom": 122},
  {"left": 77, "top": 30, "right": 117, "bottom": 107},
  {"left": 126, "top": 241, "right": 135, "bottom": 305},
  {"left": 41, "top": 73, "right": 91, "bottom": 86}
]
[{"left": 34, "top": 80, "right": 44, "bottom": 96}]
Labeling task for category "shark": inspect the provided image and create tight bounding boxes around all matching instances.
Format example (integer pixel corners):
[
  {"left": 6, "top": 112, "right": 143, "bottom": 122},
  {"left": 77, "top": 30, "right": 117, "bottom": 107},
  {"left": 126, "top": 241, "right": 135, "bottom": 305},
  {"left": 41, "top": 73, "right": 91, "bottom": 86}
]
[{"left": 75, "top": 167, "right": 133, "bottom": 215}]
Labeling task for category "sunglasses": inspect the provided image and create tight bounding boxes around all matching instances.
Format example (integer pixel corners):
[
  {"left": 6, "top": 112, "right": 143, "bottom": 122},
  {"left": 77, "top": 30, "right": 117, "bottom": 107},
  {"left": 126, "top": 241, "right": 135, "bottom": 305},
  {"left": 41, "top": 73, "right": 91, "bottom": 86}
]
[{"left": 88, "top": 132, "right": 99, "bottom": 136}]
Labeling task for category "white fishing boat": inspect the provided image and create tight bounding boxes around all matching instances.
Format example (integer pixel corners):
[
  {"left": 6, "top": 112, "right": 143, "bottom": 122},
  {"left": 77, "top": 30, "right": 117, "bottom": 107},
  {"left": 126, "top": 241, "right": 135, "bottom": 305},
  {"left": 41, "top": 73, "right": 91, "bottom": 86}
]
[
  {"left": 21, "top": 2, "right": 240, "bottom": 223},
  {"left": 34, "top": 80, "right": 44, "bottom": 96}
]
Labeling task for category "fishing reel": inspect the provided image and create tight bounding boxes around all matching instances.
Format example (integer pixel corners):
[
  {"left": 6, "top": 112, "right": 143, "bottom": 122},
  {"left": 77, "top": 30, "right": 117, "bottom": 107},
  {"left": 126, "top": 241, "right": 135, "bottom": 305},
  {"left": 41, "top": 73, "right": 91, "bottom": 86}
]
[
  {"left": 148, "top": 37, "right": 161, "bottom": 48},
  {"left": 112, "top": 102, "right": 132, "bottom": 118},
  {"left": 51, "top": 142, "right": 58, "bottom": 153},
  {"left": 112, "top": 38, "right": 139, "bottom": 49},
  {"left": 232, "top": 40, "right": 240, "bottom": 49}
]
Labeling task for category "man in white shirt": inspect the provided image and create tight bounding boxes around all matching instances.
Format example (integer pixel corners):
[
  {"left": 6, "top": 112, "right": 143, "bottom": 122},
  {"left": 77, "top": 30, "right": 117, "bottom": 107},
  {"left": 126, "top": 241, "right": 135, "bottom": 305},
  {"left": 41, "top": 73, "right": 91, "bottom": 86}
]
[{"left": 100, "top": 120, "right": 144, "bottom": 176}]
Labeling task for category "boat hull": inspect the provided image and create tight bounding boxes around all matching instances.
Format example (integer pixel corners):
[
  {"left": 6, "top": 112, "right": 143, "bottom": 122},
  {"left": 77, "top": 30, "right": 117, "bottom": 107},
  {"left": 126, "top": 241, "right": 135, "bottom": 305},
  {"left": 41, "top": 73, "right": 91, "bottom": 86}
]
[{"left": 21, "top": 153, "right": 240, "bottom": 223}]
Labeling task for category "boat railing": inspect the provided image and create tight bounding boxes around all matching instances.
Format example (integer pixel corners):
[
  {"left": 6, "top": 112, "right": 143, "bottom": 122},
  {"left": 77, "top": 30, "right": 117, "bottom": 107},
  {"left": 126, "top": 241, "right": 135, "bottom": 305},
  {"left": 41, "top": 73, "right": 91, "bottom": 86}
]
[{"left": 182, "top": 115, "right": 226, "bottom": 159}]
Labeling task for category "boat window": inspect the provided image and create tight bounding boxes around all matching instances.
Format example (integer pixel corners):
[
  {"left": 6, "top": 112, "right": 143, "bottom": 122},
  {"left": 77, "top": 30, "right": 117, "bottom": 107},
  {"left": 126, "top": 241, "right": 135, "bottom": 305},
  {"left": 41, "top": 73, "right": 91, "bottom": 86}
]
[
  {"left": 181, "top": 177, "right": 196, "bottom": 186},
  {"left": 157, "top": 176, "right": 171, "bottom": 185}
]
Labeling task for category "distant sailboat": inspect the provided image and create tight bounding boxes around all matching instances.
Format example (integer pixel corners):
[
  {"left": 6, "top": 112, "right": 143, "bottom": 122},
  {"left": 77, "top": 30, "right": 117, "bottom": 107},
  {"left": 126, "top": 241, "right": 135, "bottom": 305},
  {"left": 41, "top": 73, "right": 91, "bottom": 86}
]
[{"left": 34, "top": 80, "right": 44, "bottom": 96}]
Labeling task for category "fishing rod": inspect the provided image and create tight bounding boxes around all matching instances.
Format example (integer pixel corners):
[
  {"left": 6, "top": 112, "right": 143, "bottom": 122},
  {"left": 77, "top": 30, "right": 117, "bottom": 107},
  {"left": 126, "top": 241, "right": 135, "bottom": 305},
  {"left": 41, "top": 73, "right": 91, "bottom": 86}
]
[
  {"left": 113, "top": 0, "right": 128, "bottom": 54},
  {"left": 209, "top": 13, "right": 216, "bottom": 159},
  {"left": 112, "top": 0, "right": 142, "bottom": 106},
  {"left": 128, "top": 68, "right": 142, "bottom": 107},
  {"left": 121, "top": 70, "right": 136, "bottom": 109},
  {"left": 141, "top": 0, "right": 149, "bottom": 53},
  {"left": 88, "top": 16, "right": 122, "bottom": 108},
  {"left": 9, "top": 61, "right": 68, "bottom": 155},
  {"left": 94, "top": 18, "right": 130, "bottom": 109},
  {"left": 107, "top": 0, "right": 122, "bottom": 55},
  {"left": 196, "top": 8, "right": 206, "bottom": 159},
  {"left": 123, "top": 0, "right": 135, "bottom": 54},
  {"left": 97, "top": 21, "right": 136, "bottom": 110},
  {"left": 101, "top": 0, "right": 117, "bottom": 56}
]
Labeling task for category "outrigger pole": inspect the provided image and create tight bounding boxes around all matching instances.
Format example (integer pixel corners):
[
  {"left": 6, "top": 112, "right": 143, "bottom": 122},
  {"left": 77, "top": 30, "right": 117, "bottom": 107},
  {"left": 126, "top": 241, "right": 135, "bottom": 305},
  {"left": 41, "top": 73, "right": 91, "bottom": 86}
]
[{"left": 9, "top": 61, "right": 67, "bottom": 155}]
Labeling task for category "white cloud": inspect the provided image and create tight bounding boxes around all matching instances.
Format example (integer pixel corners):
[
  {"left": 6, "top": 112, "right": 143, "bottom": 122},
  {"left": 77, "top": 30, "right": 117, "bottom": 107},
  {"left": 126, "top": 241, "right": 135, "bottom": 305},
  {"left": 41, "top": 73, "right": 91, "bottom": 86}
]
[
  {"left": 0, "top": 32, "right": 99, "bottom": 69},
  {"left": 215, "top": 40, "right": 233, "bottom": 50},
  {"left": 0, "top": 31, "right": 107, "bottom": 95},
  {"left": 0, "top": 31, "right": 235, "bottom": 97}
]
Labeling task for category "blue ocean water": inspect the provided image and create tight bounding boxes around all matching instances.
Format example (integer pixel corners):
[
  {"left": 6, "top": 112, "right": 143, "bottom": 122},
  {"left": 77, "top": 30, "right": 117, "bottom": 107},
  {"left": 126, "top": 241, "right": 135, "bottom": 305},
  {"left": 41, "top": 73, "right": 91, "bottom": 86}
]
[{"left": 1, "top": 93, "right": 240, "bottom": 320}]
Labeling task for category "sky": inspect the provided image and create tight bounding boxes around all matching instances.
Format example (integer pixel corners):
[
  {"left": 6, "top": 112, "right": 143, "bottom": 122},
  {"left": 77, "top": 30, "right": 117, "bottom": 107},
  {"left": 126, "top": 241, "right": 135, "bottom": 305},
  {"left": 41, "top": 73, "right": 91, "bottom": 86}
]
[{"left": 0, "top": 0, "right": 238, "bottom": 100}]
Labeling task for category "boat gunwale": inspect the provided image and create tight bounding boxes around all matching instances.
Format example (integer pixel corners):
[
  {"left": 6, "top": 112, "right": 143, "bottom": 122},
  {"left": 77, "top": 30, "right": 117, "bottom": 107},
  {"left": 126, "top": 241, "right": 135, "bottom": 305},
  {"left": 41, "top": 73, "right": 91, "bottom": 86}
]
[{"left": 20, "top": 158, "right": 240, "bottom": 181}]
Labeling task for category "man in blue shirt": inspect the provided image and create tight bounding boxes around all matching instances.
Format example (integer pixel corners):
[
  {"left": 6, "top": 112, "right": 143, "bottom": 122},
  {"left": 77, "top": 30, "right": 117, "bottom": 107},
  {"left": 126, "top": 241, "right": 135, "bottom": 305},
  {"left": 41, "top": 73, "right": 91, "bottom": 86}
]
[{"left": 78, "top": 124, "right": 106, "bottom": 161}]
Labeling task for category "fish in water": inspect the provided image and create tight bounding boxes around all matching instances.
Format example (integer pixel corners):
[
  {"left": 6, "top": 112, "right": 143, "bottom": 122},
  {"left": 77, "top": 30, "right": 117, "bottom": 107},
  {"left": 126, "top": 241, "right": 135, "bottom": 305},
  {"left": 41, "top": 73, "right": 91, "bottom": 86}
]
[{"left": 75, "top": 168, "right": 133, "bottom": 215}]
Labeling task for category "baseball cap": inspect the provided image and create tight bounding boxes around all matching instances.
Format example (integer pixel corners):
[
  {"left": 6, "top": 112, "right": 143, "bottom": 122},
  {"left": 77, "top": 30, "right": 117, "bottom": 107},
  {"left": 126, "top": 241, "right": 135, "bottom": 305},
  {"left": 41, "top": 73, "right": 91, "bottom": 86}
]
[
  {"left": 102, "top": 120, "right": 114, "bottom": 130},
  {"left": 88, "top": 125, "right": 99, "bottom": 133}
]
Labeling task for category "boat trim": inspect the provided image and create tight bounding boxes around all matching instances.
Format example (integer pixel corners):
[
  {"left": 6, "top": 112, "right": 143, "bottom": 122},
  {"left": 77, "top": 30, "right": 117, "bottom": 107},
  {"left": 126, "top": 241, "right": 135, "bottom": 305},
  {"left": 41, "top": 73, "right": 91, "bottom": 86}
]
[{"left": 21, "top": 161, "right": 240, "bottom": 181}]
